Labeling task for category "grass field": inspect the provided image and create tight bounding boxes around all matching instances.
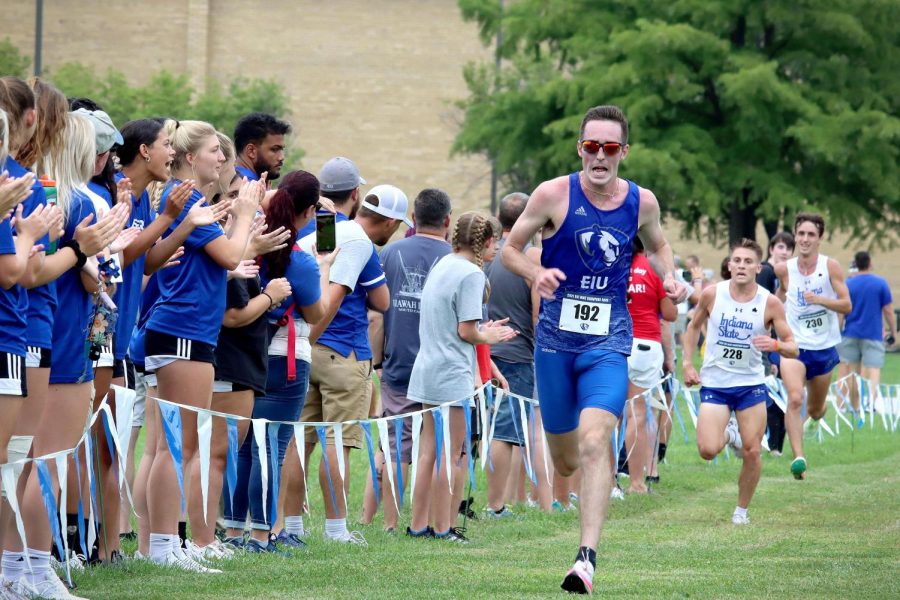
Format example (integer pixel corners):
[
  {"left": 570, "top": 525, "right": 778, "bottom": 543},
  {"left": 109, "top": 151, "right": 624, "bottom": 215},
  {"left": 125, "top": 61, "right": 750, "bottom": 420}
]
[{"left": 73, "top": 356, "right": 900, "bottom": 599}]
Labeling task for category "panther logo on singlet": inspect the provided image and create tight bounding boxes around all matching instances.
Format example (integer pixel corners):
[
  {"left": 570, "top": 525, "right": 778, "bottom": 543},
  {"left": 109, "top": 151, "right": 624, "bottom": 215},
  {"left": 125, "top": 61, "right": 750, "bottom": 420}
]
[{"left": 574, "top": 225, "right": 628, "bottom": 272}]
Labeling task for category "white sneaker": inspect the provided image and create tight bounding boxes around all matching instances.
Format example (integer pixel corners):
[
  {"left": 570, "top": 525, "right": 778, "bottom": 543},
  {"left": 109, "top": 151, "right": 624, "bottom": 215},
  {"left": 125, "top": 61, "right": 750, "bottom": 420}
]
[
  {"left": 725, "top": 418, "right": 743, "bottom": 458},
  {"left": 610, "top": 486, "right": 625, "bottom": 501},
  {"left": 561, "top": 559, "right": 595, "bottom": 595},
  {"left": 211, "top": 539, "right": 235, "bottom": 558},
  {"left": 151, "top": 551, "right": 223, "bottom": 574},
  {"left": 50, "top": 551, "right": 86, "bottom": 574},
  {"left": 185, "top": 539, "right": 225, "bottom": 562},
  {"left": 324, "top": 530, "right": 368, "bottom": 547},
  {"left": 20, "top": 572, "right": 87, "bottom": 600},
  {"left": 1, "top": 576, "right": 30, "bottom": 600},
  {"left": 732, "top": 512, "right": 750, "bottom": 525}
]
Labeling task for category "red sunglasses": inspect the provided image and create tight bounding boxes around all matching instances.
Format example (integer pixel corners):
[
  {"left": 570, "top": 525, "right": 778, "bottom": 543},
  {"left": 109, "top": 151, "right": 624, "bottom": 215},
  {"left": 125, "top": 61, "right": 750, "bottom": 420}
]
[{"left": 580, "top": 140, "right": 624, "bottom": 156}]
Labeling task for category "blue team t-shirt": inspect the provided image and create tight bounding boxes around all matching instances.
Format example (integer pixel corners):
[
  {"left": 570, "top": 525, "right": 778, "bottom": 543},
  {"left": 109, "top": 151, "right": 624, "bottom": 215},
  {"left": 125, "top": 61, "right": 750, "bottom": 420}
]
[
  {"left": 267, "top": 244, "right": 322, "bottom": 320},
  {"left": 0, "top": 218, "right": 26, "bottom": 356},
  {"left": 112, "top": 173, "right": 156, "bottom": 359},
  {"left": 235, "top": 165, "right": 259, "bottom": 182},
  {"left": 87, "top": 180, "right": 113, "bottom": 208},
  {"left": 49, "top": 190, "right": 97, "bottom": 383},
  {"left": 843, "top": 273, "right": 893, "bottom": 341},
  {"left": 127, "top": 272, "right": 162, "bottom": 367},
  {"left": 146, "top": 183, "right": 226, "bottom": 347},
  {"left": 4, "top": 157, "right": 56, "bottom": 350}
]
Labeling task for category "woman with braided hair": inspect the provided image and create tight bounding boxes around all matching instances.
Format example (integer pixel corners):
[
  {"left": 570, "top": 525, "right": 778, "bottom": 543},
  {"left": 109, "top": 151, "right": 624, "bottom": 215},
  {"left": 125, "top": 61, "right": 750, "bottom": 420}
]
[{"left": 406, "top": 211, "right": 517, "bottom": 543}]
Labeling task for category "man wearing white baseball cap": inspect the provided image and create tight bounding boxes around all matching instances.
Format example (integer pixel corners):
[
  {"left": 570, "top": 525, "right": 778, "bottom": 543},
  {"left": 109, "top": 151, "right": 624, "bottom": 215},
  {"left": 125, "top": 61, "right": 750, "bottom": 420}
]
[{"left": 357, "top": 184, "right": 412, "bottom": 244}]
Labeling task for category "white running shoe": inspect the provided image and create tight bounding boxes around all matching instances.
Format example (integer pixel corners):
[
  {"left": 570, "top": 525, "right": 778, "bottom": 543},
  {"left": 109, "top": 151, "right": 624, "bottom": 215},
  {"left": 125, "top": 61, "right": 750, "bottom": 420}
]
[
  {"left": 1, "top": 576, "right": 30, "bottom": 600},
  {"left": 324, "top": 530, "right": 368, "bottom": 547},
  {"left": 50, "top": 550, "right": 86, "bottom": 574},
  {"left": 561, "top": 559, "right": 594, "bottom": 595},
  {"left": 725, "top": 418, "right": 743, "bottom": 458},
  {"left": 732, "top": 512, "right": 750, "bottom": 525},
  {"left": 211, "top": 539, "right": 235, "bottom": 558},
  {"left": 185, "top": 540, "right": 226, "bottom": 562},
  {"left": 19, "top": 572, "right": 87, "bottom": 600},
  {"left": 610, "top": 486, "right": 625, "bottom": 501},
  {"left": 152, "top": 551, "right": 223, "bottom": 574}
]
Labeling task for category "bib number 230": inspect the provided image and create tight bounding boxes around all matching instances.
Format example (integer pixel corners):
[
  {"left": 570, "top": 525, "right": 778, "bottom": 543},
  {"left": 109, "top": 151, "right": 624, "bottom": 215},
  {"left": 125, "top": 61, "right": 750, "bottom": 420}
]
[{"left": 559, "top": 294, "right": 611, "bottom": 336}]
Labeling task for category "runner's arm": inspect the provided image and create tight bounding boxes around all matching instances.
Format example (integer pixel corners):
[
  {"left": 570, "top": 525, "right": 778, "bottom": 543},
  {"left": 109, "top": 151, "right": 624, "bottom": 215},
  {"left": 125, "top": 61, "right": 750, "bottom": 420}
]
[
  {"left": 761, "top": 295, "right": 799, "bottom": 358},
  {"left": 502, "top": 182, "right": 559, "bottom": 288},
  {"left": 636, "top": 188, "right": 686, "bottom": 303},
  {"left": 681, "top": 285, "right": 714, "bottom": 385},
  {"left": 774, "top": 262, "right": 788, "bottom": 301},
  {"left": 809, "top": 258, "right": 851, "bottom": 314}
]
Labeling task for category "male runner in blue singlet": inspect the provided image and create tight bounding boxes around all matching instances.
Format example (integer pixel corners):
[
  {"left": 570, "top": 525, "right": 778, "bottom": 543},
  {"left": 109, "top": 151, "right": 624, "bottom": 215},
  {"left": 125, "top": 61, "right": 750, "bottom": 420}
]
[{"left": 501, "top": 105, "right": 688, "bottom": 594}]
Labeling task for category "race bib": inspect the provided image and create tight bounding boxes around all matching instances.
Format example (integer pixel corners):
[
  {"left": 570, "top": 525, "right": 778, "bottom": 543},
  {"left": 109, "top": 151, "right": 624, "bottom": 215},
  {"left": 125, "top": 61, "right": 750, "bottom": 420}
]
[
  {"left": 715, "top": 341, "right": 751, "bottom": 369},
  {"left": 800, "top": 310, "right": 828, "bottom": 335},
  {"left": 559, "top": 293, "right": 611, "bottom": 336}
]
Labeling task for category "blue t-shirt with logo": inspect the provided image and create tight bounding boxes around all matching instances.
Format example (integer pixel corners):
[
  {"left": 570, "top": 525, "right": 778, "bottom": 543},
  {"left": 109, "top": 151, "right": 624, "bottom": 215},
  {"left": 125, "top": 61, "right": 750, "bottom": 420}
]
[
  {"left": 112, "top": 173, "right": 156, "bottom": 359},
  {"left": 49, "top": 190, "right": 97, "bottom": 383},
  {"left": 379, "top": 235, "right": 451, "bottom": 392},
  {"left": 843, "top": 273, "right": 892, "bottom": 341},
  {"left": 4, "top": 157, "right": 56, "bottom": 350},
  {"left": 0, "top": 217, "right": 26, "bottom": 356},
  {"left": 146, "top": 183, "right": 226, "bottom": 347}
]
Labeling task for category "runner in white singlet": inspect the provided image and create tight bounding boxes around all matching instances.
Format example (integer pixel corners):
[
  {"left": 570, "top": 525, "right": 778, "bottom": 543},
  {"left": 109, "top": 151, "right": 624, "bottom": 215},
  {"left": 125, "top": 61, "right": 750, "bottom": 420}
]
[
  {"left": 774, "top": 213, "right": 851, "bottom": 480},
  {"left": 683, "top": 240, "right": 798, "bottom": 525}
]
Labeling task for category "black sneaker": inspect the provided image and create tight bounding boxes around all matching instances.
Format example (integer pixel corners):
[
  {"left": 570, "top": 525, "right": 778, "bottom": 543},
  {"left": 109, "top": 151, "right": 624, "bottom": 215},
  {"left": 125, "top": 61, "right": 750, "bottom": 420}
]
[
  {"left": 458, "top": 496, "right": 478, "bottom": 520},
  {"left": 645, "top": 475, "right": 660, "bottom": 485},
  {"left": 435, "top": 527, "right": 469, "bottom": 544},
  {"left": 405, "top": 526, "right": 434, "bottom": 539}
]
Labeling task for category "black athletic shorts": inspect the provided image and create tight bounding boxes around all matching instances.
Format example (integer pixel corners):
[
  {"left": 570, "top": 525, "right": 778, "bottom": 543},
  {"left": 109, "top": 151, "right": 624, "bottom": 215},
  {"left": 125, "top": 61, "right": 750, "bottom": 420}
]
[
  {"left": 0, "top": 352, "right": 27, "bottom": 397},
  {"left": 144, "top": 329, "right": 216, "bottom": 372}
]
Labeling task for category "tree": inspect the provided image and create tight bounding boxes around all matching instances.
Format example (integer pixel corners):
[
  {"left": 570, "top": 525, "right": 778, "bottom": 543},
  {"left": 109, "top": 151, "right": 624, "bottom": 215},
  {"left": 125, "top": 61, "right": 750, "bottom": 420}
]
[
  {"left": 0, "top": 37, "right": 30, "bottom": 78},
  {"left": 454, "top": 0, "right": 900, "bottom": 246}
]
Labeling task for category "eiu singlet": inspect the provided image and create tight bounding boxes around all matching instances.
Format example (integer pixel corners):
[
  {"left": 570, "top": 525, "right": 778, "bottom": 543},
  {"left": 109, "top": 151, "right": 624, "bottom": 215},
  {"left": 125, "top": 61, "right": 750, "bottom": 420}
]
[
  {"left": 785, "top": 255, "right": 841, "bottom": 350},
  {"left": 536, "top": 174, "right": 639, "bottom": 355},
  {"left": 701, "top": 281, "right": 769, "bottom": 388}
]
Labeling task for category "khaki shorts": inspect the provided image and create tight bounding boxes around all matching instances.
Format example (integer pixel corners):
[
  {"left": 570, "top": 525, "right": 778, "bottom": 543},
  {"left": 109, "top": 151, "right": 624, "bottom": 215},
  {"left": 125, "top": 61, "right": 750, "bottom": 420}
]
[{"left": 301, "top": 344, "right": 371, "bottom": 448}]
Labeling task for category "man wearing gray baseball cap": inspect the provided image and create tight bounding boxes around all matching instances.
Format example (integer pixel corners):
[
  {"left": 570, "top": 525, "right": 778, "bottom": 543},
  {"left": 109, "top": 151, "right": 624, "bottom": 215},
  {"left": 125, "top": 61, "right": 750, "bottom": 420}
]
[
  {"left": 318, "top": 156, "right": 367, "bottom": 218},
  {"left": 73, "top": 107, "right": 124, "bottom": 155}
]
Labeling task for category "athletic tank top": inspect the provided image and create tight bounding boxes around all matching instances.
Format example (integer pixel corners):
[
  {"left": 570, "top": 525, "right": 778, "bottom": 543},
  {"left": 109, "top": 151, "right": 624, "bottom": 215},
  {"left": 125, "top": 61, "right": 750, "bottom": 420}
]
[
  {"left": 785, "top": 255, "right": 841, "bottom": 350},
  {"left": 537, "top": 174, "right": 638, "bottom": 354},
  {"left": 701, "top": 281, "right": 769, "bottom": 388}
]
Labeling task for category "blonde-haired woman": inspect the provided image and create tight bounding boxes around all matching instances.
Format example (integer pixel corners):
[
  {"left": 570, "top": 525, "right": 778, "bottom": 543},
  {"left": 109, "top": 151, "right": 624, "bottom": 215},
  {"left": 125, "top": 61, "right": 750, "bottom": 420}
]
[
  {"left": 407, "top": 211, "right": 517, "bottom": 542},
  {"left": 3, "top": 112, "right": 126, "bottom": 599},
  {"left": 143, "top": 120, "right": 260, "bottom": 571}
]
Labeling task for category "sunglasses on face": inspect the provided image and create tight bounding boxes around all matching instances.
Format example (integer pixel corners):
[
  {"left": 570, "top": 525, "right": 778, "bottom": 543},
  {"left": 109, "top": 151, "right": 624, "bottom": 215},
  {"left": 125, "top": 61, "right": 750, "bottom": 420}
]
[{"left": 579, "top": 140, "right": 624, "bottom": 156}]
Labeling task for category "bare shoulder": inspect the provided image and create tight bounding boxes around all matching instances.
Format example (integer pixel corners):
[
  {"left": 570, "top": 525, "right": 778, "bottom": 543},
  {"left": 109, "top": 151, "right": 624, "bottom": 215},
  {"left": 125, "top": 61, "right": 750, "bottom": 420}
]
[
  {"left": 774, "top": 261, "right": 788, "bottom": 277},
  {"left": 637, "top": 185, "right": 660, "bottom": 224},
  {"left": 826, "top": 257, "right": 845, "bottom": 277},
  {"left": 531, "top": 175, "right": 569, "bottom": 205},
  {"left": 765, "top": 293, "right": 785, "bottom": 312}
]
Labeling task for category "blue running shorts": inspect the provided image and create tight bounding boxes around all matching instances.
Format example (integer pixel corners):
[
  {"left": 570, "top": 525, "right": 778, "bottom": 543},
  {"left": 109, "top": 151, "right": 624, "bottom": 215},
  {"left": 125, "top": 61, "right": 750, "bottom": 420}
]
[
  {"left": 534, "top": 346, "right": 628, "bottom": 435},
  {"left": 797, "top": 346, "right": 840, "bottom": 380},
  {"left": 700, "top": 384, "right": 768, "bottom": 412}
]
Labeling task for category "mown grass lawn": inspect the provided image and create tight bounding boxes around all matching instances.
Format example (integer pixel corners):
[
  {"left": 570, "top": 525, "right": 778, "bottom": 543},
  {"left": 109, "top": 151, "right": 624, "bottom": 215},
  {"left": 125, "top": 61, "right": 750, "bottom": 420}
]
[{"left": 75, "top": 356, "right": 900, "bottom": 599}]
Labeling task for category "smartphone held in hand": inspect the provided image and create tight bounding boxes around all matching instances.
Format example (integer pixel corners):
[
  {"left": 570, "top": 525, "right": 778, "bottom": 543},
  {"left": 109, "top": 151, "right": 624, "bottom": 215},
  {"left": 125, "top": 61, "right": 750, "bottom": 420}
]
[{"left": 316, "top": 213, "right": 337, "bottom": 253}]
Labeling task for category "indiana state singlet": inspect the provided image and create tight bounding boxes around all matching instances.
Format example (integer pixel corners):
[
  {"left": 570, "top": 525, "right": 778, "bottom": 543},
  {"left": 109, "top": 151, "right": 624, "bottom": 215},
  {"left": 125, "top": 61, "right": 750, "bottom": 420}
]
[
  {"left": 537, "top": 173, "right": 639, "bottom": 355},
  {"left": 701, "top": 281, "right": 770, "bottom": 388},
  {"left": 785, "top": 255, "right": 841, "bottom": 350}
]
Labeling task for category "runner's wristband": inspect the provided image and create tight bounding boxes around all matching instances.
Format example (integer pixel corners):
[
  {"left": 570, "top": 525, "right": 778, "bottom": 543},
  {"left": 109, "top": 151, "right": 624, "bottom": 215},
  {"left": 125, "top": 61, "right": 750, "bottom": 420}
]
[
  {"left": 774, "top": 340, "right": 779, "bottom": 353},
  {"left": 59, "top": 239, "right": 87, "bottom": 269}
]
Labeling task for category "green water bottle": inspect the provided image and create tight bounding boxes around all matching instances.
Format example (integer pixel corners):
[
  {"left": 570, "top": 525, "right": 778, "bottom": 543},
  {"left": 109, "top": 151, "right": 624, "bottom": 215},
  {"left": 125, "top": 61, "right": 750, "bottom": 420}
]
[{"left": 40, "top": 176, "right": 58, "bottom": 254}]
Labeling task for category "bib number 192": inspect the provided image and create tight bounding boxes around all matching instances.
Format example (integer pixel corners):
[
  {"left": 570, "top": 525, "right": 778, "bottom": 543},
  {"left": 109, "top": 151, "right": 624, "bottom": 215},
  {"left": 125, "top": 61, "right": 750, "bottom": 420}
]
[{"left": 559, "top": 294, "right": 611, "bottom": 336}]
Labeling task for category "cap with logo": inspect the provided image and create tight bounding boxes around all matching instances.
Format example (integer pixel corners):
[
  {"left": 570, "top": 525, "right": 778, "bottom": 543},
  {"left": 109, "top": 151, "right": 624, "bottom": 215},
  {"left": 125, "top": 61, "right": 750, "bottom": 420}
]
[
  {"left": 72, "top": 108, "right": 124, "bottom": 154},
  {"left": 362, "top": 184, "right": 412, "bottom": 227},
  {"left": 319, "top": 156, "right": 366, "bottom": 192}
]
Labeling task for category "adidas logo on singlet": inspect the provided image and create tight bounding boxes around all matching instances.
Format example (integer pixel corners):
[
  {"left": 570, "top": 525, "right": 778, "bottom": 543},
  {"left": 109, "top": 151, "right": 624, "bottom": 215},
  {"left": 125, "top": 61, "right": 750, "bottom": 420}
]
[{"left": 575, "top": 206, "right": 587, "bottom": 216}]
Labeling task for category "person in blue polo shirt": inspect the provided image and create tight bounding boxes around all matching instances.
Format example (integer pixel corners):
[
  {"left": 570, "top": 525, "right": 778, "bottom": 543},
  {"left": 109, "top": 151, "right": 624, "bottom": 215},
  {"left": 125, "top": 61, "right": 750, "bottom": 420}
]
[{"left": 233, "top": 112, "right": 291, "bottom": 183}]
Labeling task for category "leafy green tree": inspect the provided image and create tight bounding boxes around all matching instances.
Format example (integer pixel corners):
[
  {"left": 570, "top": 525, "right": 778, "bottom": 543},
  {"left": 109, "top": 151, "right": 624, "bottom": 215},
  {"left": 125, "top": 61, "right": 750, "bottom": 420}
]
[
  {"left": 454, "top": 0, "right": 900, "bottom": 245},
  {"left": 0, "top": 37, "right": 30, "bottom": 78}
]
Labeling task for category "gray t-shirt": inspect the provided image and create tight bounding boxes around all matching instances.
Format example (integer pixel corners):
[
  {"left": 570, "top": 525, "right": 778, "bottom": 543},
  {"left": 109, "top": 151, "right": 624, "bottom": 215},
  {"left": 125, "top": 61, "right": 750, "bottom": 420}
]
[
  {"left": 485, "top": 239, "right": 534, "bottom": 363},
  {"left": 379, "top": 235, "right": 452, "bottom": 392},
  {"left": 408, "top": 254, "right": 486, "bottom": 405}
]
